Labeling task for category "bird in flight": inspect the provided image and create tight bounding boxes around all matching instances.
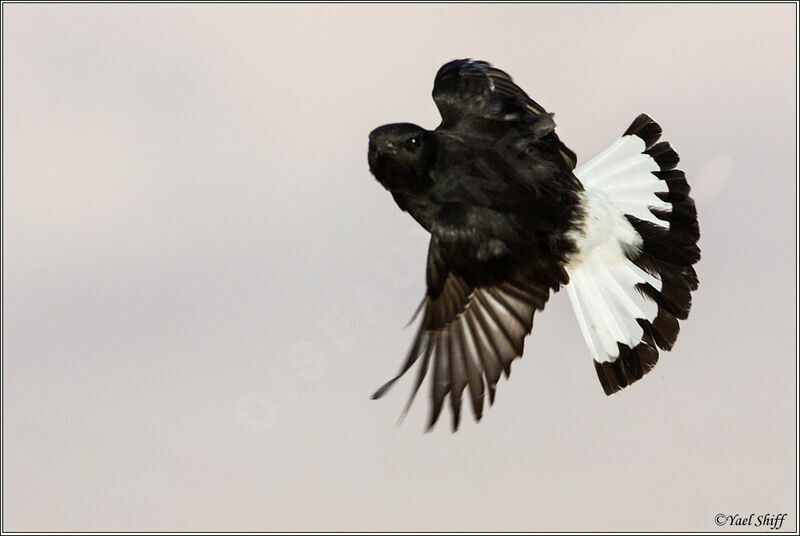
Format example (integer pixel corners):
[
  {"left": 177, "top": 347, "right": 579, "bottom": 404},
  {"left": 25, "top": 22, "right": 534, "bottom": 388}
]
[{"left": 367, "top": 59, "right": 700, "bottom": 431}]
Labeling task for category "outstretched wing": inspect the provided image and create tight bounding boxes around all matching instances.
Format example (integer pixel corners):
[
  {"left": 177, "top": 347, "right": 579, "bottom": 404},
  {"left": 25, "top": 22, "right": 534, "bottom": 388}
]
[
  {"left": 432, "top": 58, "right": 577, "bottom": 170},
  {"left": 372, "top": 240, "right": 556, "bottom": 431}
]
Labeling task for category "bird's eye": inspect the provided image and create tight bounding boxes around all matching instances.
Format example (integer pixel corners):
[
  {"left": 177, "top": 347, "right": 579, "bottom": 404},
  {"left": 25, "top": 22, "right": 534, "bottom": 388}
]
[{"left": 406, "top": 137, "right": 421, "bottom": 150}]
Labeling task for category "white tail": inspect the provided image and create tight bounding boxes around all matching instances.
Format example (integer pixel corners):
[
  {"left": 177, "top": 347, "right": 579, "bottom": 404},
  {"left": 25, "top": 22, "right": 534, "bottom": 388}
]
[{"left": 565, "top": 114, "right": 699, "bottom": 395}]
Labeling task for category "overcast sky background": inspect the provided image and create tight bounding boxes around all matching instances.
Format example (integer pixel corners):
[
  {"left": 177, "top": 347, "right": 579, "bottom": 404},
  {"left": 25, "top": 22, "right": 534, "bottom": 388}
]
[{"left": 2, "top": 3, "right": 796, "bottom": 532}]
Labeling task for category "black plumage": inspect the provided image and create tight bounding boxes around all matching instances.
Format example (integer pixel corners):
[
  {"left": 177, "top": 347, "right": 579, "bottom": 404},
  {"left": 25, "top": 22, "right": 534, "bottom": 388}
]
[
  {"left": 368, "top": 60, "right": 583, "bottom": 431},
  {"left": 367, "top": 59, "right": 700, "bottom": 429}
]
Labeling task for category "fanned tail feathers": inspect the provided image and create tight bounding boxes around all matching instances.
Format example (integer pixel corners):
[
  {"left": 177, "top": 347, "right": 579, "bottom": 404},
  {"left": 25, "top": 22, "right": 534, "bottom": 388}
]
[{"left": 567, "top": 114, "right": 700, "bottom": 394}]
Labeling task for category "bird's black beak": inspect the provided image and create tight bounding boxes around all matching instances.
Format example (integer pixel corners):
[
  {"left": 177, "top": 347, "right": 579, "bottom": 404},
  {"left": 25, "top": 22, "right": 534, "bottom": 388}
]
[
  {"left": 375, "top": 141, "right": 396, "bottom": 154},
  {"left": 368, "top": 139, "right": 397, "bottom": 174}
]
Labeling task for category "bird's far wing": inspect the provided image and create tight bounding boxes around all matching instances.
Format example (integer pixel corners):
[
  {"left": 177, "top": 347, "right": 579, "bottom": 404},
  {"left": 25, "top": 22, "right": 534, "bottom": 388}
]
[
  {"left": 372, "top": 239, "right": 554, "bottom": 432},
  {"left": 432, "top": 58, "right": 577, "bottom": 169}
]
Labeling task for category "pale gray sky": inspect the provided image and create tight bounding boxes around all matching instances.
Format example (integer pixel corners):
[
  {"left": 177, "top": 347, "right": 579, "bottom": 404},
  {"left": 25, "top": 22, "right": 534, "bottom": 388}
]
[{"left": 2, "top": 3, "right": 796, "bottom": 532}]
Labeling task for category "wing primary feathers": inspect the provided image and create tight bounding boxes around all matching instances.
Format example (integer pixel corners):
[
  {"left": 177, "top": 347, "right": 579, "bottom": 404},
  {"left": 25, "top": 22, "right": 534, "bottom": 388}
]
[
  {"left": 428, "top": 330, "right": 450, "bottom": 431},
  {"left": 467, "top": 297, "right": 504, "bottom": 403},
  {"left": 371, "top": 324, "right": 427, "bottom": 399},
  {"left": 404, "top": 296, "right": 426, "bottom": 328},
  {"left": 483, "top": 289, "right": 527, "bottom": 354},
  {"left": 473, "top": 290, "right": 518, "bottom": 376},
  {"left": 448, "top": 325, "right": 468, "bottom": 432},
  {"left": 490, "top": 287, "right": 534, "bottom": 330},
  {"left": 457, "top": 316, "right": 486, "bottom": 421},
  {"left": 397, "top": 332, "right": 434, "bottom": 424}
]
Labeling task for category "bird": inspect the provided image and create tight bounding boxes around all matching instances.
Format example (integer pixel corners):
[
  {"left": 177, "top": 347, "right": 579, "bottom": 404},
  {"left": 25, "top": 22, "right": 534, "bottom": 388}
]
[{"left": 367, "top": 59, "right": 700, "bottom": 432}]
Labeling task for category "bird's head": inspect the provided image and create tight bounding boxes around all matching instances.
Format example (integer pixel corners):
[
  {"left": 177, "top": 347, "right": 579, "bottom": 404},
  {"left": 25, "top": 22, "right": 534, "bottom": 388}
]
[{"left": 368, "top": 123, "right": 436, "bottom": 194}]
